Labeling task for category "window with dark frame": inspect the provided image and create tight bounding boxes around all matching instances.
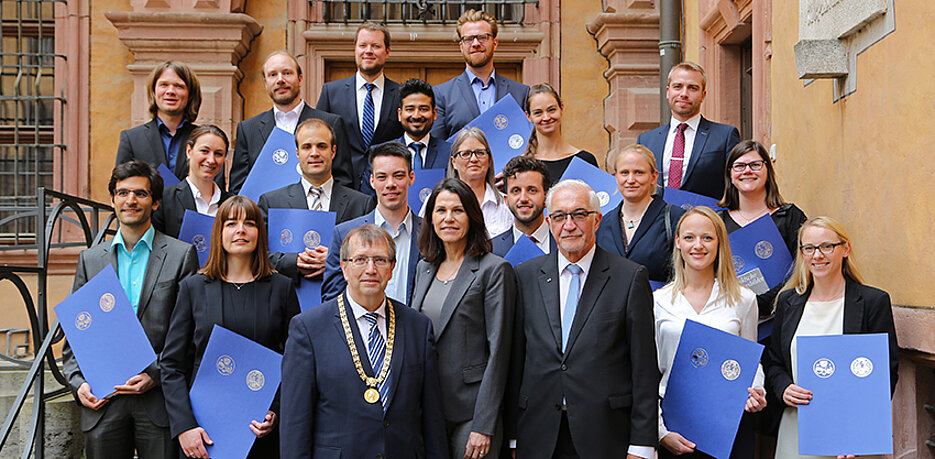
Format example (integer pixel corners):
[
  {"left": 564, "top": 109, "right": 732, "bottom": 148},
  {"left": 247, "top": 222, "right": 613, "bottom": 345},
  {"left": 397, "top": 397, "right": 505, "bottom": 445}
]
[{"left": 315, "top": 0, "right": 535, "bottom": 25}]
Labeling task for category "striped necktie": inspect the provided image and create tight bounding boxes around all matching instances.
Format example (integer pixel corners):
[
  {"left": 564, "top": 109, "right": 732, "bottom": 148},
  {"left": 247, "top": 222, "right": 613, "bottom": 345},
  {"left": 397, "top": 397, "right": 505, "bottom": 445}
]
[
  {"left": 362, "top": 83, "right": 376, "bottom": 147},
  {"left": 364, "top": 312, "right": 389, "bottom": 410}
]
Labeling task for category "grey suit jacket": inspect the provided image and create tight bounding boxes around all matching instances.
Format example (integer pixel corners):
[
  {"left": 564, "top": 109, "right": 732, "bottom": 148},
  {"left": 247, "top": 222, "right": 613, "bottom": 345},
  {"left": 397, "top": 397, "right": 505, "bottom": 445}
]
[
  {"left": 61, "top": 229, "right": 199, "bottom": 432},
  {"left": 410, "top": 253, "right": 515, "bottom": 435},
  {"left": 431, "top": 71, "right": 530, "bottom": 141}
]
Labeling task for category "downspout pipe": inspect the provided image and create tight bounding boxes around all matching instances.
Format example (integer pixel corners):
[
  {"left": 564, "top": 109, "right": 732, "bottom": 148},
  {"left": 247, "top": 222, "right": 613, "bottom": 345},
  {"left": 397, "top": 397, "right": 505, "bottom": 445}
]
[{"left": 659, "top": 0, "right": 683, "bottom": 125}]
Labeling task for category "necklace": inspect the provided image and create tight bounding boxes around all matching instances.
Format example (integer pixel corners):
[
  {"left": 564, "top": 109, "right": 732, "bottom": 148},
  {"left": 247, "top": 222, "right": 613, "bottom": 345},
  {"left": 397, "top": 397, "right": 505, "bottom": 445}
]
[
  {"left": 736, "top": 207, "right": 768, "bottom": 224},
  {"left": 231, "top": 282, "right": 247, "bottom": 290},
  {"left": 337, "top": 295, "right": 395, "bottom": 404}
]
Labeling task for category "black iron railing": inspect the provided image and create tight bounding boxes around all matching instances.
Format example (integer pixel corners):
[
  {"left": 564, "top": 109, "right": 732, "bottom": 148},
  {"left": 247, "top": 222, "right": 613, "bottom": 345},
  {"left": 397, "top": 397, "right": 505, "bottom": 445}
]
[{"left": 315, "top": 0, "right": 537, "bottom": 25}]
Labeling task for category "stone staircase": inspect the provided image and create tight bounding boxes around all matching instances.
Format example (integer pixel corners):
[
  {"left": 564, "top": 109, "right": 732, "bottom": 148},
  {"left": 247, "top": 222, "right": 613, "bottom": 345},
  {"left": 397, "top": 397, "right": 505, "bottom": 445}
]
[{"left": 0, "top": 367, "right": 83, "bottom": 458}]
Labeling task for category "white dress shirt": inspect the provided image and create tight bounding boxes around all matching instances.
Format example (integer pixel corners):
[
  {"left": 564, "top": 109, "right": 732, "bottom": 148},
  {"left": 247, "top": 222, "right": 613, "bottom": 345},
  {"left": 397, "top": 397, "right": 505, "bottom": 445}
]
[
  {"left": 512, "top": 220, "right": 551, "bottom": 254},
  {"left": 185, "top": 177, "right": 221, "bottom": 216},
  {"left": 301, "top": 176, "right": 334, "bottom": 211},
  {"left": 481, "top": 185, "right": 514, "bottom": 237},
  {"left": 273, "top": 100, "right": 305, "bottom": 134},
  {"left": 356, "top": 72, "right": 385, "bottom": 134},
  {"left": 403, "top": 132, "right": 430, "bottom": 167},
  {"left": 653, "top": 281, "right": 764, "bottom": 440},
  {"left": 375, "top": 208, "right": 413, "bottom": 303},
  {"left": 345, "top": 290, "right": 388, "bottom": 357},
  {"left": 661, "top": 113, "right": 701, "bottom": 187}
]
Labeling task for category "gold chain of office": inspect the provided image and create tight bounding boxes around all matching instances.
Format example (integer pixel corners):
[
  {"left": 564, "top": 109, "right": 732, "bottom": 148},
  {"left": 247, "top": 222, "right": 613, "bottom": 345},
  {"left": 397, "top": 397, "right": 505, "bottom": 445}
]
[{"left": 337, "top": 295, "right": 396, "bottom": 404}]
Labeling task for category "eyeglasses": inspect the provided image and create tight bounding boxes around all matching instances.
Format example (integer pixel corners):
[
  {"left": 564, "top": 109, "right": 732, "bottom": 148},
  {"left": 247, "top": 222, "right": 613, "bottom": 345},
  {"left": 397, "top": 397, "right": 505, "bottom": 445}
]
[
  {"left": 731, "top": 160, "right": 767, "bottom": 173},
  {"left": 342, "top": 256, "right": 395, "bottom": 268},
  {"left": 549, "top": 210, "right": 598, "bottom": 224},
  {"left": 114, "top": 188, "right": 151, "bottom": 199},
  {"left": 800, "top": 241, "right": 845, "bottom": 256},
  {"left": 453, "top": 149, "right": 489, "bottom": 160},
  {"left": 459, "top": 33, "right": 493, "bottom": 45}
]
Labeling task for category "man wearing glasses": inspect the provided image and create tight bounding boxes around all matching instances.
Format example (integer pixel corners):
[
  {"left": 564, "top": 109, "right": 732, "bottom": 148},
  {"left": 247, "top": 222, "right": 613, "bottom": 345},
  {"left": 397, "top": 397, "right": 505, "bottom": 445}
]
[
  {"left": 430, "top": 9, "right": 530, "bottom": 141},
  {"left": 506, "top": 179, "right": 658, "bottom": 458}
]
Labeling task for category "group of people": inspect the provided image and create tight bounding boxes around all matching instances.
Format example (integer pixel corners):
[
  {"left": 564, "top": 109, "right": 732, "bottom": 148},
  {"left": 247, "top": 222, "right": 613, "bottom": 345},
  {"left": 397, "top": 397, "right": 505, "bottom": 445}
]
[{"left": 59, "top": 7, "right": 899, "bottom": 459}]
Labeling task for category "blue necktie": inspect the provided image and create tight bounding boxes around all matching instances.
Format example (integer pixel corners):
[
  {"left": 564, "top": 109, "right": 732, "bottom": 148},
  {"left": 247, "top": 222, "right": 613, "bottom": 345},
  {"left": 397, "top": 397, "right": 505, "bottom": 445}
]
[
  {"left": 410, "top": 143, "right": 424, "bottom": 170},
  {"left": 364, "top": 312, "right": 389, "bottom": 410},
  {"left": 562, "top": 264, "right": 582, "bottom": 352},
  {"left": 362, "top": 83, "right": 376, "bottom": 147}
]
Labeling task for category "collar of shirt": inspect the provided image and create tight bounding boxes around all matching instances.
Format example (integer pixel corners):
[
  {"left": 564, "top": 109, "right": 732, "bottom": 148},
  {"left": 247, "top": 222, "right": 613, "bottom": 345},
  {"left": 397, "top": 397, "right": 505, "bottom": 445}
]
[
  {"left": 301, "top": 176, "right": 334, "bottom": 200},
  {"left": 185, "top": 177, "right": 222, "bottom": 214},
  {"left": 557, "top": 243, "right": 596, "bottom": 280},
  {"left": 156, "top": 116, "right": 188, "bottom": 136},
  {"left": 481, "top": 184, "right": 500, "bottom": 208},
  {"left": 512, "top": 219, "right": 550, "bottom": 253},
  {"left": 374, "top": 207, "right": 412, "bottom": 238},
  {"left": 669, "top": 112, "right": 701, "bottom": 134},
  {"left": 111, "top": 224, "right": 156, "bottom": 253},
  {"left": 344, "top": 289, "right": 388, "bottom": 353},
  {"left": 273, "top": 100, "right": 305, "bottom": 132},
  {"left": 356, "top": 72, "right": 385, "bottom": 93},
  {"left": 465, "top": 68, "right": 496, "bottom": 89},
  {"left": 403, "top": 132, "right": 430, "bottom": 149}
]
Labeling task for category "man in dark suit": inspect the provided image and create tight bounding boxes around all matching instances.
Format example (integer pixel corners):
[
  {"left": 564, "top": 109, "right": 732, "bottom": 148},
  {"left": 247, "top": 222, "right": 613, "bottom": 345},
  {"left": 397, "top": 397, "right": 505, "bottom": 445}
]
[
  {"left": 492, "top": 155, "right": 556, "bottom": 257},
  {"left": 258, "top": 118, "right": 374, "bottom": 281},
  {"left": 316, "top": 22, "right": 403, "bottom": 190},
  {"left": 62, "top": 161, "right": 199, "bottom": 459},
  {"left": 323, "top": 142, "right": 421, "bottom": 304},
  {"left": 430, "top": 9, "right": 530, "bottom": 141},
  {"left": 637, "top": 61, "right": 740, "bottom": 200},
  {"left": 116, "top": 61, "right": 204, "bottom": 185},
  {"left": 507, "top": 179, "right": 658, "bottom": 458},
  {"left": 228, "top": 50, "right": 354, "bottom": 194},
  {"left": 280, "top": 224, "right": 448, "bottom": 459}
]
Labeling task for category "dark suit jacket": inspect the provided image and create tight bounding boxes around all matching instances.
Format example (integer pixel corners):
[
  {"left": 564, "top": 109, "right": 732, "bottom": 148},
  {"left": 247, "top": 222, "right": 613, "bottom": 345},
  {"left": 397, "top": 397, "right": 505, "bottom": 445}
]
[
  {"left": 595, "top": 196, "right": 684, "bottom": 283},
  {"left": 636, "top": 116, "right": 741, "bottom": 199},
  {"left": 430, "top": 71, "right": 530, "bottom": 141},
  {"left": 490, "top": 226, "right": 556, "bottom": 258},
  {"left": 160, "top": 273, "right": 300, "bottom": 455},
  {"left": 62, "top": 230, "right": 199, "bottom": 432},
  {"left": 321, "top": 210, "right": 422, "bottom": 304},
  {"left": 316, "top": 75, "right": 404, "bottom": 189},
  {"left": 358, "top": 136, "right": 453, "bottom": 197},
  {"left": 280, "top": 293, "right": 448, "bottom": 459},
  {"left": 257, "top": 181, "right": 375, "bottom": 279},
  {"left": 506, "top": 247, "right": 658, "bottom": 457},
  {"left": 151, "top": 180, "right": 233, "bottom": 239},
  {"left": 116, "top": 118, "right": 205, "bottom": 184},
  {"left": 410, "top": 253, "right": 515, "bottom": 434},
  {"left": 229, "top": 105, "right": 355, "bottom": 194}
]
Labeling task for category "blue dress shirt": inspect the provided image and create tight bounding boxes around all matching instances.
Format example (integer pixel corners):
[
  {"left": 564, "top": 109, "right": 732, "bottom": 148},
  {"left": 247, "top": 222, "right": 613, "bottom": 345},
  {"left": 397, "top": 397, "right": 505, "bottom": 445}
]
[
  {"left": 467, "top": 69, "right": 497, "bottom": 115},
  {"left": 156, "top": 117, "right": 190, "bottom": 171},
  {"left": 111, "top": 225, "right": 155, "bottom": 313}
]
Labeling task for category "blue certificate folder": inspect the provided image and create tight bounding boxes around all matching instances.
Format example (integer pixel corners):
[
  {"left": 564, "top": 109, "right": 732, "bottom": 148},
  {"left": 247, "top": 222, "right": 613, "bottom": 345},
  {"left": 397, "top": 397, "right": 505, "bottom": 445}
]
[
  {"left": 267, "top": 208, "right": 336, "bottom": 311},
  {"left": 156, "top": 164, "right": 181, "bottom": 187},
  {"left": 447, "top": 94, "right": 533, "bottom": 174},
  {"left": 503, "top": 234, "right": 545, "bottom": 266},
  {"left": 178, "top": 210, "right": 215, "bottom": 267},
  {"left": 662, "top": 187, "right": 725, "bottom": 211},
  {"left": 559, "top": 156, "right": 622, "bottom": 215},
  {"left": 190, "top": 325, "right": 282, "bottom": 459},
  {"left": 796, "top": 333, "right": 893, "bottom": 456},
  {"left": 240, "top": 127, "right": 300, "bottom": 202},
  {"left": 661, "top": 320, "right": 764, "bottom": 459},
  {"left": 54, "top": 265, "right": 157, "bottom": 398},
  {"left": 408, "top": 168, "right": 445, "bottom": 213},
  {"left": 727, "top": 215, "right": 793, "bottom": 295}
]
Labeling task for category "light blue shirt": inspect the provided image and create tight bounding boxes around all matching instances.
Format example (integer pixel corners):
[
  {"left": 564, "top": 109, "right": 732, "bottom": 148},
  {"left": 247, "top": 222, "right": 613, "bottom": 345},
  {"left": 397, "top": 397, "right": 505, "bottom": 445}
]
[
  {"left": 111, "top": 225, "right": 155, "bottom": 313},
  {"left": 466, "top": 68, "right": 497, "bottom": 114},
  {"left": 374, "top": 208, "right": 413, "bottom": 304}
]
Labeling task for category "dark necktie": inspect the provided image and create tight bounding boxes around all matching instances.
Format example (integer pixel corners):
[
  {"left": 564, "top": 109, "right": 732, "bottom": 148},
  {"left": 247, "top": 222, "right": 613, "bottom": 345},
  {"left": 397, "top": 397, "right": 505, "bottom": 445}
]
[
  {"left": 410, "top": 142, "right": 424, "bottom": 170},
  {"left": 667, "top": 123, "right": 688, "bottom": 189},
  {"left": 364, "top": 312, "right": 389, "bottom": 410},
  {"left": 362, "top": 83, "right": 376, "bottom": 147}
]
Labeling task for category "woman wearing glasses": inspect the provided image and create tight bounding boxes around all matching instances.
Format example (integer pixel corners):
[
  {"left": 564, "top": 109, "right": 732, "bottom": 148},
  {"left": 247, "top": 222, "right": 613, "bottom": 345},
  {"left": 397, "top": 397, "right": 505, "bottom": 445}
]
[
  {"left": 411, "top": 178, "right": 516, "bottom": 459},
  {"left": 446, "top": 127, "right": 514, "bottom": 236},
  {"left": 717, "top": 140, "right": 807, "bottom": 316},
  {"left": 161, "top": 196, "right": 300, "bottom": 459},
  {"left": 764, "top": 216, "right": 898, "bottom": 458},
  {"left": 523, "top": 83, "right": 598, "bottom": 185}
]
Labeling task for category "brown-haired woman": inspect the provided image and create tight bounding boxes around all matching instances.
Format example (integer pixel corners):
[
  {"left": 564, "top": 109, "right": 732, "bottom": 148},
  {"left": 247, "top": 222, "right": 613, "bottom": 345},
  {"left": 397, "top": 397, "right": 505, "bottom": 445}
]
[
  {"left": 411, "top": 178, "right": 516, "bottom": 459},
  {"left": 524, "top": 83, "right": 598, "bottom": 185},
  {"left": 161, "top": 196, "right": 300, "bottom": 459}
]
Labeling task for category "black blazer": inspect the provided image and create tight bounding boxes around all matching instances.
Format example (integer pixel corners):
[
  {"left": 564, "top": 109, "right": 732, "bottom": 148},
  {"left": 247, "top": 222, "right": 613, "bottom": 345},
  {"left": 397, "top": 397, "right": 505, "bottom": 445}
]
[
  {"left": 151, "top": 180, "right": 233, "bottom": 239},
  {"left": 160, "top": 273, "right": 300, "bottom": 456},
  {"left": 596, "top": 196, "right": 684, "bottom": 283},
  {"left": 229, "top": 105, "right": 355, "bottom": 194},
  {"left": 316, "top": 75, "right": 404, "bottom": 189},
  {"left": 116, "top": 118, "right": 199, "bottom": 183},
  {"left": 490, "top": 227, "right": 556, "bottom": 258},
  {"left": 257, "top": 181, "right": 375, "bottom": 279},
  {"left": 506, "top": 247, "right": 658, "bottom": 457},
  {"left": 430, "top": 71, "right": 530, "bottom": 141}
]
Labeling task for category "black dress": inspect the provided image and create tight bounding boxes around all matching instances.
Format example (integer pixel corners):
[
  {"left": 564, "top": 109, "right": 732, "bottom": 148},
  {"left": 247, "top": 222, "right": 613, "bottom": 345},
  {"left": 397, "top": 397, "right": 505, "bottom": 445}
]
[{"left": 538, "top": 150, "right": 599, "bottom": 187}]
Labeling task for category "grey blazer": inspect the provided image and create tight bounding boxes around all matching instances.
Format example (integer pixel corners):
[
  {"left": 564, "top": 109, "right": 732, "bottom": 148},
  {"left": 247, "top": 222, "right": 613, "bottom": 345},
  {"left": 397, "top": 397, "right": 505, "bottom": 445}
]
[
  {"left": 61, "top": 229, "right": 199, "bottom": 432},
  {"left": 410, "top": 253, "right": 516, "bottom": 435}
]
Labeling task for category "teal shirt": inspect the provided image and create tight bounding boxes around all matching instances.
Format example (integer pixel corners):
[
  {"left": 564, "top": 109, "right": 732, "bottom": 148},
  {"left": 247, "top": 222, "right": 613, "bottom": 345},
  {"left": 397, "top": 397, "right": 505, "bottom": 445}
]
[{"left": 111, "top": 225, "right": 155, "bottom": 313}]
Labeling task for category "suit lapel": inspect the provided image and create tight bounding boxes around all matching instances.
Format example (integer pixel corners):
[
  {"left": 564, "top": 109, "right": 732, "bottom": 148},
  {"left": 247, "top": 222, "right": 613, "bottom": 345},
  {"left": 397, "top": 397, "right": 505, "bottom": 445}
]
[
  {"left": 782, "top": 290, "right": 808, "bottom": 367},
  {"left": 173, "top": 122, "right": 194, "bottom": 178},
  {"left": 536, "top": 253, "right": 563, "bottom": 352},
  {"left": 287, "top": 182, "right": 309, "bottom": 210},
  {"left": 564, "top": 250, "right": 610, "bottom": 356},
  {"left": 436, "top": 255, "right": 480, "bottom": 338},
  {"left": 137, "top": 232, "right": 168, "bottom": 318},
  {"left": 495, "top": 73, "right": 510, "bottom": 103},
  {"left": 257, "top": 110, "right": 275, "bottom": 144},
  {"left": 144, "top": 119, "right": 167, "bottom": 166},
  {"left": 406, "top": 216, "right": 422, "bottom": 301},
  {"left": 842, "top": 280, "right": 864, "bottom": 334},
  {"left": 332, "top": 294, "right": 377, "bottom": 377},
  {"left": 423, "top": 137, "right": 440, "bottom": 169},
  {"left": 411, "top": 260, "right": 439, "bottom": 315},
  {"left": 456, "top": 74, "right": 481, "bottom": 119},
  {"left": 607, "top": 203, "right": 627, "bottom": 255},
  {"left": 383, "top": 297, "right": 405, "bottom": 414},
  {"left": 252, "top": 278, "right": 272, "bottom": 341},
  {"left": 343, "top": 78, "right": 362, "bottom": 133},
  {"left": 330, "top": 185, "right": 349, "bottom": 221},
  {"left": 176, "top": 182, "right": 196, "bottom": 212},
  {"left": 627, "top": 198, "right": 663, "bottom": 253},
  {"left": 653, "top": 124, "right": 669, "bottom": 190},
  {"left": 684, "top": 117, "right": 710, "bottom": 185},
  {"left": 207, "top": 278, "right": 224, "bottom": 328},
  {"left": 377, "top": 81, "right": 397, "bottom": 135}
]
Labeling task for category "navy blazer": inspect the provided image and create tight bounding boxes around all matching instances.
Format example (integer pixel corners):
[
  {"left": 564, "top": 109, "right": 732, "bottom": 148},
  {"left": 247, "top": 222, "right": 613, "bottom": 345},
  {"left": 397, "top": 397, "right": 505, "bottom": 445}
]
[
  {"left": 228, "top": 105, "right": 355, "bottom": 194},
  {"left": 595, "top": 196, "right": 684, "bottom": 283},
  {"left": 151, "top": 180, "right": 233, "bottom": 239},
  {"left": 490, "top": 227, "right": 556, "bottom": 258},
  {"left": 280, "top": 293, "right": 448, "bottom": 459},
  {"left": 321, "top": 210, "right": 423, "bottom": 304},
  {"left": 430, "top": 71, "right": 530, "bottom": 141},
  {"left": 116, "top": 118, "right": 199, "bottom": 183},
  {"left": 316, "top": 76, "right": 404, "bottom": 189},
  {"left": 358, "top": 135, "right": 453, "bottom": 197},
  {"left": 636, "top": 116, "right": 740, "bottom": 200}
]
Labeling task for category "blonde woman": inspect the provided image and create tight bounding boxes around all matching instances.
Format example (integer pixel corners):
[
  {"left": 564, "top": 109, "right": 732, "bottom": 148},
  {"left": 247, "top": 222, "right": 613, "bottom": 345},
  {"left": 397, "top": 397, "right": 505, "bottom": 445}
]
[
  {"left": 653, "top": 206, "right": 765, "bottom": 458},
  {"left": 764, "top": 216, "right": 898, "bottom": 459}
]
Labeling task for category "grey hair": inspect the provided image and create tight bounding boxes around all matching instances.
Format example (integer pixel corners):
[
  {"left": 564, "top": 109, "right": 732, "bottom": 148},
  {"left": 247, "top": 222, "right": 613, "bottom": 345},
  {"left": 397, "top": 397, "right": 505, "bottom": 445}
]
[
  {"left": 546, "top": 179, "right": 601, "bottom": 213},
  {"left": 447, "top": 127, "right": 500, "bottom": 204}
]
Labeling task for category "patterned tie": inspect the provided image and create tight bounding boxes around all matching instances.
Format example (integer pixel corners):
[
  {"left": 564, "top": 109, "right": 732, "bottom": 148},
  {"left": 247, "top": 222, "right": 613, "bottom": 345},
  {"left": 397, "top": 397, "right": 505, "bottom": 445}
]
[
  {"left": 308, "top": 186, "right": 323, "bottom": 211},
  {"left": 410, "top": 142, "right": 424, "bottom": 170},
  {"left": 364, "top": 312, "right": 389, "bottom": 410},
  {"left": 667, "top": 123, "right": 688, "bottom": 189},
  {"left": 562, "top": 264, "right": 582, "bottom": 352},
  {"left": 362, "top": 83, "right": 376, "bottom": 147}
]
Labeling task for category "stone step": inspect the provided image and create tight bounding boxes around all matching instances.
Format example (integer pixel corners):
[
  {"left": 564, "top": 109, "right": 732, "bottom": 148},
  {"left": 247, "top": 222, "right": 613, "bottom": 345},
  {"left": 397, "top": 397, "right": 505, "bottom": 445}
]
[{"left": 0, "top": 369, "right": 83, "bottom": 458}]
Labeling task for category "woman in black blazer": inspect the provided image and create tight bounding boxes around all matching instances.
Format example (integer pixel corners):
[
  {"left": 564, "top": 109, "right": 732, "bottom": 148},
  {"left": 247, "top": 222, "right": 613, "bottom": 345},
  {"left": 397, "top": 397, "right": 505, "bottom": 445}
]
[
  {"left": 161, "top": 196, "right": 300, "bottom": 459},
  {"left": 763, "top": 216, "right": 898, "bottom": 458},
  {"left": 152, "top": 124, "right": 233, "bottom": 238},
  {"left": 597, "top": 144, "right": 684, "bottom": 284},
  {"left": 411, "top": 178, "right": 516, "bottom": 459}
]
